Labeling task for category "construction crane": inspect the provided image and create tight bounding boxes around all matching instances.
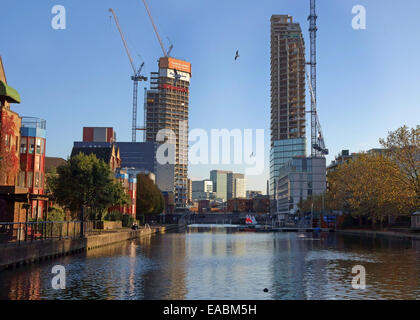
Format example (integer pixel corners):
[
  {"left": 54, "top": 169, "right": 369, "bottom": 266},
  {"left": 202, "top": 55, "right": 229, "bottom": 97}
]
[
  {"left": 141, "top": 0, "right": 173, "bottom": 57},
  {"left": 307, "top": 0, "right": 328, "bottom": 156},
  {"left": 306, "top": 71, "right": 328, "bottom": 155},
  {"left": 109, "top": 8, "right": 148, "bottom": 143}
]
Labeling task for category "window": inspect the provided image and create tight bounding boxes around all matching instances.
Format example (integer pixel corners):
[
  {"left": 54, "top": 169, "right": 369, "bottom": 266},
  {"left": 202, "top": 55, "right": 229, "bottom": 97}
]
[
  {"left": 29, "top": 138, "right": 35, "bottom": 154},
  {"left": 20, "top": 138, "right": 27, "bottom": 154},
  {"left": 36, "top": 139, "right": 41, "bottom": 154},
  {"left": 27, "top": 172, "right": 33, "bottom": 188},
  {"left": 5, "top": 134, "right": 10, "bottom": 149},
  {"left": 18, "top": 172, "right": 25, "bottom": 187},
  {"left": 35, "top": 172, "right": 39, "bottom": 188},
  {"left": 15, "top": 136, "right": 19, "bottom": 152},
  {"left": 40, "top": 139, "right": 45, "bottom": 155}
]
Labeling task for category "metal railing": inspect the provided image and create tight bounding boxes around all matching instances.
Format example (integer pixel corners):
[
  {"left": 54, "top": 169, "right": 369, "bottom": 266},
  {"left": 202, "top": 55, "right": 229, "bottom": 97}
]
[
  {"left": 0, "top": 221, "right": 100, "bottom": 246},
  {"left": 21, "top": 116, "right": 46, "bottom": 130}
]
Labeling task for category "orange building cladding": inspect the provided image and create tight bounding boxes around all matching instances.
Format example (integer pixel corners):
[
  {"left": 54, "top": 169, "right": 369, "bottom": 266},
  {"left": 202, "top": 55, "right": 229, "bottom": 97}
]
[{"left": 159, "top": 57, "right": 191, "bottom": 74}]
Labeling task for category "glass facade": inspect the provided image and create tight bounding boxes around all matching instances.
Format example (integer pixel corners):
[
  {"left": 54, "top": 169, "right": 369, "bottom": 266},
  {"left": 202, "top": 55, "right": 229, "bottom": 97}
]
[
  {"left": 276, "top": 157, "right": 326, "bottom": 214},
  {"left": 210, "top": 170, "right": 229, "bottom": 201},
  {"left": 269, "top": 138, "right": 306, "bottom": 197}
]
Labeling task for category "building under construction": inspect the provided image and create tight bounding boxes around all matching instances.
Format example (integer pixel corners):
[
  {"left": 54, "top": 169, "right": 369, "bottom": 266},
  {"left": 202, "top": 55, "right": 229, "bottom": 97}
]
[
  {"left": 270, "top": 15, "right": 307, "bottom": 198},
  {"left": 145, "top": 57, "right": 191, "bottom": 208}
]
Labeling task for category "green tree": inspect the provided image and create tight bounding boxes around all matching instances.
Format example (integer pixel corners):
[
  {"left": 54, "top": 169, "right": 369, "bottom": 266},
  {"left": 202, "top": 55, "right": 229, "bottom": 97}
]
[
  {"left": 136, "top": 173, "right": 164, "bottom": 221},
  {"left": 47, "top": 153, "right": 129, "bottom": 220},
  {"left": 45, "top": 206, "right": 65, "bottom": 222}
]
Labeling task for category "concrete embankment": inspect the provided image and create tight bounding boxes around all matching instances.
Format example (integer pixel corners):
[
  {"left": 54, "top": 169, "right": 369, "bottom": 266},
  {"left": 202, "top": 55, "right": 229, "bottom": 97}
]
[
  {"left": 337, "top": 229, "right": 420, "bottom": 241},
  {"left": 0, "top": 225, "right": 178, "bottom": 271}
]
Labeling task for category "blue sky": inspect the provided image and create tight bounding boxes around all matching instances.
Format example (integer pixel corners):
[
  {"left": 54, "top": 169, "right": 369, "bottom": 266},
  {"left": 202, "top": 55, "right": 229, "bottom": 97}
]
[{"left": 1, "top": 0, "right": 420, "bottom": 192}]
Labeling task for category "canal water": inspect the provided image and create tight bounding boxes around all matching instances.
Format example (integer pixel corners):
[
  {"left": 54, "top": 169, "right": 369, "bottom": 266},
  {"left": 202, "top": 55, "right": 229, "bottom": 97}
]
[{"left": 1, "top": 225, "right": 420, "bottom": 300}]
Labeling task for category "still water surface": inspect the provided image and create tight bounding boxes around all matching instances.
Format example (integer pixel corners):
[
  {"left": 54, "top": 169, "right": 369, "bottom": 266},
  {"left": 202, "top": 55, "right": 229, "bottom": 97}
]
[{"left": 1, "top": 225, "right": 420, "bottom": 300}]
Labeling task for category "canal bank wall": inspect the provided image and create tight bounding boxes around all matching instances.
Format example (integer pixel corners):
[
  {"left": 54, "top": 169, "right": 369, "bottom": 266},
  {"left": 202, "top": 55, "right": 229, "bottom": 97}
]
[
  {"left": 337, "top": 229, "right": 420, "bottom": 241},
  {"left": 0, "top": 225, "right": 178, "bottom": 271}
]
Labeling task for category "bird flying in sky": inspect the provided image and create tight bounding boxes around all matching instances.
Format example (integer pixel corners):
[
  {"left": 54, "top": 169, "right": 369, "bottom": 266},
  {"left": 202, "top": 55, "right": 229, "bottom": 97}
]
[{"left": 235, "top": 50, "right": 240, "bottom": 61}]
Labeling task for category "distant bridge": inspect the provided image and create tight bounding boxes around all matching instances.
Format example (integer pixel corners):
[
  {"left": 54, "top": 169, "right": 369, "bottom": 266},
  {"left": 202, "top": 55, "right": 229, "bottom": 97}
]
[{"left": 161, "top": 212, "right": 273, "bottom": 226}]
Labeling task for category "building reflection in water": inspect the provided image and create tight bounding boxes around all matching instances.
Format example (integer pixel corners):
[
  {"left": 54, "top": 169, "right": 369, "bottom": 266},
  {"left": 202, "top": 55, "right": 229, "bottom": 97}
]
[
  {"left": 1, "top": 228, "right": 420, "bottom": 300},
  {"left": 6, "top": 269, "right": 42, "bottom": 300},
  {"left": 140, "top": 232, "right": 187, "bottom": 299},
  {"left": 268, "top": 232, "right": 420, "bottom": 300}
]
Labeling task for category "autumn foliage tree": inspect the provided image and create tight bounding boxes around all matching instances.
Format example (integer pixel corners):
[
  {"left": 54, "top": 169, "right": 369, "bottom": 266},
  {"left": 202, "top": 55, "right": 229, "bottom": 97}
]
[
  {"left": 380, "top": 125, "right": 420, "bottom": 209},
  {"left": 0, "top": 112, "right": 19, "bottom": 184},
  {"left": 327, "top": 153, "right": 411, "bottom": 226},
  {"left": 313, "top": 125, "right": 419, "bottom": 229}
]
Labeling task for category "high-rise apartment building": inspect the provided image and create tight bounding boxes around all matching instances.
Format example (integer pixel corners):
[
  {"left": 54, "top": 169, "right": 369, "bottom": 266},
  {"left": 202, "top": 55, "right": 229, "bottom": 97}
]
[
  {"left": 145, "top": 57, "right": 191, "bottom": 208},
  {"left": 270, "top": 15, "right": 307, "bottom": 199},
  {"left": 187, "top": 178, "right": 192, "bottom": 204}
]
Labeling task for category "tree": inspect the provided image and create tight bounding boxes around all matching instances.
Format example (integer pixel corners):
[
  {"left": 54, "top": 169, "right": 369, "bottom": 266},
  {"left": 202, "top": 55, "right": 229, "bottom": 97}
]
[
  {"left": 47, "top": 153, "right": 128, "bottom": 220},
  {"left": 136, "top": 173, "right": 164, "bottom": 220},
  {"left": 0, "top": 112, "right": 19, "bottom": 184},
  {"left": 298, "top": 194, "right": 325, "bottom": 214},
  {"left": 327, "top": 152, "right": 412, "bottom": 228},
  {"left": 380, "top": 125, "right": 420, "bottom": 209}
]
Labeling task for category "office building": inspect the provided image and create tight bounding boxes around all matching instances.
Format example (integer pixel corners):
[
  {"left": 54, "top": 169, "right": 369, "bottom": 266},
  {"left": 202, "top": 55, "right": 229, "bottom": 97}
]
[
  {"left": 145, "top": 57, "right": 191, "bottom": 208},
  {"left": 192, "top": 179, "right": 214, "bottom": 201},
  {"left": 247, "top": 190, "right": 263, "bottom": 199},
  {"left": 210, "top": 170, "right": 230, "bottom": 201},
  {"left": 270, "top": 15, "right": 306, "bottom": 199},
  {"left": 227, "top": 172, "right": 246, "bottom": 199},
  {"left": 116, "top": 142, "right": 157, "bottom": 175},
  {"left": 276, "top": 157, "right": 326, "bottom": 215}
]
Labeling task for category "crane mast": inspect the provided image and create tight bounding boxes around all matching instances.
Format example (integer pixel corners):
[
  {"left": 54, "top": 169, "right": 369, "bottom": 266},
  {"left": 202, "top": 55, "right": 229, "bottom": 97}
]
[
  {"left": 308, "top": 0, "right": 318, "bottom": 156},
  {"left": 307, "top": 0, "right": 328, "bottom": 156},
  {"left": 109, "top": 8, "right": 147, "bottom": 143}
]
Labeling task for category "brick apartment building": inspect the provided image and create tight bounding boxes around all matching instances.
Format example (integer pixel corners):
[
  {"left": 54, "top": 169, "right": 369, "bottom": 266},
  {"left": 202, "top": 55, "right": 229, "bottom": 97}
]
[{"left": 0, "top": 56, "right": 48, "bottom": 222}]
